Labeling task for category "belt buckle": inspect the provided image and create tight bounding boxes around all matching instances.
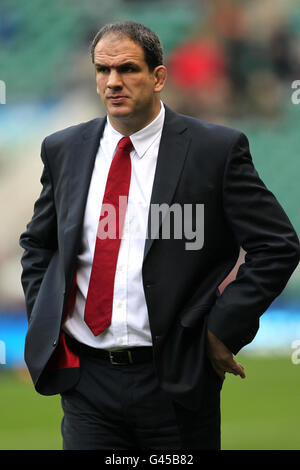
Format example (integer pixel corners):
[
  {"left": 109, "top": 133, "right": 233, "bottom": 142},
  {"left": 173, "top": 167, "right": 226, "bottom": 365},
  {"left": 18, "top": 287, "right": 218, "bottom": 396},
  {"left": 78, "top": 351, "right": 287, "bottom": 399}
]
[{"left": 109, "top": 350, "right": 133, "bottom": 365}]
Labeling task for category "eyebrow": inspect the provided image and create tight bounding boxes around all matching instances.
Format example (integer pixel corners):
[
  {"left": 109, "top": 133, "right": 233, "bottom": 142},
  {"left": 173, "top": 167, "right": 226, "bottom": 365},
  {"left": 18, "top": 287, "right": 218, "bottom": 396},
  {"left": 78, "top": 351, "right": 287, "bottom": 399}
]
[{"left": 94, "top": 61, "right": 140, "bottom": 70}]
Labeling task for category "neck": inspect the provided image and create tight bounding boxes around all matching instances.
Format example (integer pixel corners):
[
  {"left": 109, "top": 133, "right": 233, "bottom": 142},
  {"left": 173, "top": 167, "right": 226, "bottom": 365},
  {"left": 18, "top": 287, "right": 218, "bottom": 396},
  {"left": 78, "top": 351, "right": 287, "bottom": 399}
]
[{"left": 108, "top": 99, "right": 161, "bottom": 136}]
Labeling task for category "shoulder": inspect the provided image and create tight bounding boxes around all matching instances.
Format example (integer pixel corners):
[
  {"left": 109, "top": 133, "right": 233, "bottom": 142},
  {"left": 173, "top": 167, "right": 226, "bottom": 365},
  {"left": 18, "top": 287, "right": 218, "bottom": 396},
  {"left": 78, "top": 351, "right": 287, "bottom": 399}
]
[
  {"left": 42, "top": 117, "right": 105, "bottom": 151},
  {"left": 181, "top": 113, "right": 244, "bottom": 148},
  {"left": 183, "top": 114, "right": 240, "bottom": 137},
  {"left": 164, "top": 105, "right": 245, "bottom": 150}
]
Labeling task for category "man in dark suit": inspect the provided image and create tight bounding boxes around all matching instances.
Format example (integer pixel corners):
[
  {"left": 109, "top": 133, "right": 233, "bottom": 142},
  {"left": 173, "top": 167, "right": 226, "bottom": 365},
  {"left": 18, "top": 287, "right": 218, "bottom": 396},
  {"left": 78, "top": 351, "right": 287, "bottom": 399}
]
[{"left": 19, "top": 21, "right": 299, "bottom": 450}]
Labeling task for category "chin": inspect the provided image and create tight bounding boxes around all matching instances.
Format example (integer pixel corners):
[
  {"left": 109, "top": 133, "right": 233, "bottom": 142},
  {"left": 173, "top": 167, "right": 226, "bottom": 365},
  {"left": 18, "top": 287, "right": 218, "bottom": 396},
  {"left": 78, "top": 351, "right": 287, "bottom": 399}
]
[{"left": 108, "top": 106, "right": 132, "bottom": 119}]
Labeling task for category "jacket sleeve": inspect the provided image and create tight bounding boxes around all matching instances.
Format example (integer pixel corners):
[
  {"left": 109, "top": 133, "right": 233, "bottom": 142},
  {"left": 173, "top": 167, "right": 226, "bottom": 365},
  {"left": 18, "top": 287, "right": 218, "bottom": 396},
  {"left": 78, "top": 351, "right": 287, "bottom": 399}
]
[
  {"left": 19, "top": 139, "right": 58, "bottom": 319},
  {"left": 207, "top": 132, "right": 300, "bottom": 354}
]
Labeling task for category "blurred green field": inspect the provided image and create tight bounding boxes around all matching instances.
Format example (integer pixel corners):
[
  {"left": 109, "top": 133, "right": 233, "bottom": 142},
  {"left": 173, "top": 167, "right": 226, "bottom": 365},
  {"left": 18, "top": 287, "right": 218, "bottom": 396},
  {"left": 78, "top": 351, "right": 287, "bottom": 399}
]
[{"left": 0, "top": 355, "right": 299, "bottom": 450}]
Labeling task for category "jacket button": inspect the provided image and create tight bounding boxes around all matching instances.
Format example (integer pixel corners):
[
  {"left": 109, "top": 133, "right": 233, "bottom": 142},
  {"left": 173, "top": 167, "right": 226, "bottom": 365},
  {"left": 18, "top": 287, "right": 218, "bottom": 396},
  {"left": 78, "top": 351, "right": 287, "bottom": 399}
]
[
  {"left": 53, "top": 340, "right": 57, "bottom": 347},
  {"left": 145, "top": 283, "right": 154, "bottom": 288}
]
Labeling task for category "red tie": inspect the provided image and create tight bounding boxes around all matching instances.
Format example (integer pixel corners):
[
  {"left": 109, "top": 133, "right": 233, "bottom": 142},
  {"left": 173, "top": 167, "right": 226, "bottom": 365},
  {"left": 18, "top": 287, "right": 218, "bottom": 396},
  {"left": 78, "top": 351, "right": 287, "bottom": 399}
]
[{"left": 84, "top": 136, "right": 133, "bottom": 336}]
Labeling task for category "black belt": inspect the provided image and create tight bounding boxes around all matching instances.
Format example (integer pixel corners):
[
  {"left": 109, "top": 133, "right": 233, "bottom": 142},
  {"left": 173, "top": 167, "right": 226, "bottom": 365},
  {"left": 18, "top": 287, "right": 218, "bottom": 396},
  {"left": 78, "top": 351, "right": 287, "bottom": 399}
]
[{"left": 68, "top": 336, "right": 153, "bottom": 365}]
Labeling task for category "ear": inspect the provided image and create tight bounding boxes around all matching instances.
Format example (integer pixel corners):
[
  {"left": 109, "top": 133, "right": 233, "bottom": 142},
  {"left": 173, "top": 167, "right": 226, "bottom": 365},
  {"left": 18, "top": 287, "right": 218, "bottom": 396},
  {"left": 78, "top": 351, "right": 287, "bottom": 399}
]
[
  {"left": 96, "top": 81, "right": 100, "bottom": 96},
  {"left": 153, "top": 65, "right": 167, "bottom": 93}
]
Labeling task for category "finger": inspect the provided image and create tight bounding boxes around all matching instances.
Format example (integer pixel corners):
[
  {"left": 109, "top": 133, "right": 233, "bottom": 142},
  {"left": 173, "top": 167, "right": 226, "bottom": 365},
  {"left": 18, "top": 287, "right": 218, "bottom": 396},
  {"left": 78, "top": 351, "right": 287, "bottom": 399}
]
[
  {"left": 218, "top": 359, "right": 246, "bottom": 379},
  {"left": 211, "top": 361, "right": 226, "bottom": 381},
  {"left": 230, "top": 362, "right": 246, "bottom": 378},
  {"left": 237, "top": 363, "right": 246, "bottom": 379},
  {"left": 216, "top": 368, "right": 226, "bottom": 381},
  {"left": 213, "top": 364, "right": 225, "bottom": 380}
]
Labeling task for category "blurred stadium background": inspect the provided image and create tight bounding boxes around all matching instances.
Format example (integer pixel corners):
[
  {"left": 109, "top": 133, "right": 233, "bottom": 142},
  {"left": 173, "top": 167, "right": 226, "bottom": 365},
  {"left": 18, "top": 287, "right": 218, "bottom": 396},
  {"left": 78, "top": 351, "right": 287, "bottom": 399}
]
[{"left": 0, "top": 0, "right": 300, "bottom": 450}]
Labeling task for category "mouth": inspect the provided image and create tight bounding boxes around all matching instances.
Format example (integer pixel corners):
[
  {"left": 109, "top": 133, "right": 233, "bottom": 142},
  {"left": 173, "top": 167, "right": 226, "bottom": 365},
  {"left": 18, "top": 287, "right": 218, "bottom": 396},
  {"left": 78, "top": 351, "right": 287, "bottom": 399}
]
[{"left": 107, "top": 96, "right": 128, "bottom": 104}]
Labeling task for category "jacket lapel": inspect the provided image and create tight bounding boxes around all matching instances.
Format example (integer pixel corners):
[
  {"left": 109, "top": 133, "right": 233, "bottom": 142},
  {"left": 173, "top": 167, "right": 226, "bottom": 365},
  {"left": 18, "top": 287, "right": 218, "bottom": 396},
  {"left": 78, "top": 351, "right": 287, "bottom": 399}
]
[
  {"left": 63, "top": 118, "right": 106, "bottom": 282},
  {"left": 143, "top": 106, "right": 191, "bottom": 260}
]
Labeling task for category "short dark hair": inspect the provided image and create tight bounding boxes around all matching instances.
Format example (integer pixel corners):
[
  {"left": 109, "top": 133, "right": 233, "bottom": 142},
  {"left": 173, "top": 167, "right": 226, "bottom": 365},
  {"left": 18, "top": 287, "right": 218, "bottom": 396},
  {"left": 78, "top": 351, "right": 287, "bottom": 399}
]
[{"left": 90, "top": 21, "right": 164, "bottom": 71}]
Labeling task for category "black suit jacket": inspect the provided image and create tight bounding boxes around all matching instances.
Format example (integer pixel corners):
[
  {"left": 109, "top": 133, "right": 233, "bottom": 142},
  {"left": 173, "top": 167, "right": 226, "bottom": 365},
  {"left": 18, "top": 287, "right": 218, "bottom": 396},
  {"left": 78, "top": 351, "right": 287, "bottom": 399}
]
[{"left": 19, "top": 105, "right": 300, "bottom": 410}]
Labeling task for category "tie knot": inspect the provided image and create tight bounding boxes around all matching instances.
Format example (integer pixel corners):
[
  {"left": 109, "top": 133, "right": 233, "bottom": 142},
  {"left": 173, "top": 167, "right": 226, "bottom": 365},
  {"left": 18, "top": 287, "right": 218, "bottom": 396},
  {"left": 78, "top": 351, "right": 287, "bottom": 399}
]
[{"left": 118, "top": 136, "right": 133, "bottom": 152}]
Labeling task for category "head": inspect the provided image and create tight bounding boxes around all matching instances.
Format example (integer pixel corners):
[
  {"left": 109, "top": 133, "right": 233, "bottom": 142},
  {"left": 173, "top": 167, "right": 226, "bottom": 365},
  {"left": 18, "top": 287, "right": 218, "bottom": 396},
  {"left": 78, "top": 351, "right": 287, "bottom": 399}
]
[{"left": 90, "top": 21, "right": 167, "bottom": 134}]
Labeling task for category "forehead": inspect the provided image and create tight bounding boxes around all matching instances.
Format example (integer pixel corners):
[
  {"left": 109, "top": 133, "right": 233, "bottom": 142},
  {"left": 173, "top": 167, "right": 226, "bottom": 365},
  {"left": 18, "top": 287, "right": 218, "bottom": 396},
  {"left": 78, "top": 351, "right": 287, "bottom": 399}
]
[{"left": 94, "top": 33, "right": 146, "bottom": 65}]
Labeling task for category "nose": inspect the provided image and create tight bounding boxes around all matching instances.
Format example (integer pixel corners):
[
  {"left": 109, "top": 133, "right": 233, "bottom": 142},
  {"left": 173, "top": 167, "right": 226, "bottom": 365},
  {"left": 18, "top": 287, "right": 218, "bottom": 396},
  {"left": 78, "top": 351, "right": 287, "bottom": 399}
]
[{"left": 107, "top": 69, "right": 123, "bottom": 89}]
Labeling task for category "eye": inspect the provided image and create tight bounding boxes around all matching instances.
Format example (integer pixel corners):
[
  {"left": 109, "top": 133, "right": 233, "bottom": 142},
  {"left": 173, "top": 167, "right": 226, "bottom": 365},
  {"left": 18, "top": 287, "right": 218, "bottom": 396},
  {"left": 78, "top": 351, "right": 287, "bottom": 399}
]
[
  {"left": 96, "top": 65, "right": 110, "bottom": 73},
  {"left": 120, "top": 64, "right": 138, "bottom": 73}
]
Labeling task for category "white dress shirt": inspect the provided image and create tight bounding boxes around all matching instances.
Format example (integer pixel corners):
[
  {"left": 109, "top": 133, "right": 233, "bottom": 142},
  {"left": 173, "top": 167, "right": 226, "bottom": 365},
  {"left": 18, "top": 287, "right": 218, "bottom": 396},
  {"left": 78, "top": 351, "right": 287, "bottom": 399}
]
[{"left": 63, "top": 103, "right": 165, "bottom": 350}]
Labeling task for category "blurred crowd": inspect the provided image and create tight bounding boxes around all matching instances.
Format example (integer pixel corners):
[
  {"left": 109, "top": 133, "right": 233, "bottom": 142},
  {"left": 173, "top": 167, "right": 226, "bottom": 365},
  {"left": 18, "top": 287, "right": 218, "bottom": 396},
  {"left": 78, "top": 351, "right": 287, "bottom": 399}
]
[
  {"left": 166, "top": 0, "right": 300, "bottom": 120},
  {"left": 0, "top": 0, "right": 299, "bottom": 309},
  {"left": 1, "top": 0, "right": 300, "bottom": 117}
]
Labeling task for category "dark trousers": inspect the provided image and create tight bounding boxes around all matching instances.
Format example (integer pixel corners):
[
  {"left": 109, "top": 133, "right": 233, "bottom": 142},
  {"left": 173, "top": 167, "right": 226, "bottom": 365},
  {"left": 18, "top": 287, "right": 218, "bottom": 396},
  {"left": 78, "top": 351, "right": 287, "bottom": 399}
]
[{"left": 60, "top": 344, "right": 221, "bottom": 450}]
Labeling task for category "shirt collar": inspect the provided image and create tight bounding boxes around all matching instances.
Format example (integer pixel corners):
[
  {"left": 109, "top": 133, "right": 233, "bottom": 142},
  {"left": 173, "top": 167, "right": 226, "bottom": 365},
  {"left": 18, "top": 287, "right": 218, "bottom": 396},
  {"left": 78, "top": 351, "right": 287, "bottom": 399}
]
[{"left": 105, "top": 102, "right": 165, "bottom": 159}]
